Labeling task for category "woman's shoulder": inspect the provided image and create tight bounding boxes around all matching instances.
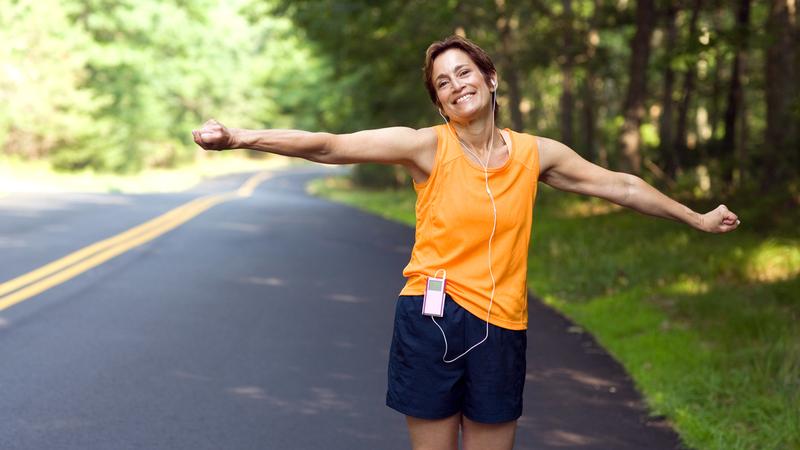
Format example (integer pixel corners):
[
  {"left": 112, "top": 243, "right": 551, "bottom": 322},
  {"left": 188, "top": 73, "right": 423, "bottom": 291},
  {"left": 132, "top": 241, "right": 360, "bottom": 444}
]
[
  {"left": 506, "top": 128, "right": 536, "bottom": 139},
  {"left": 397, "top": 126, "right": 438, "bottom": 152},
  {"left": 416, "top": 125, "right": 440, "bottom": 142},
  {"left": 506, "top": 129, "right": 540, "bottom": 152},
  {"left": 504, "top": 129, "right": 542, "bottom": 172}
]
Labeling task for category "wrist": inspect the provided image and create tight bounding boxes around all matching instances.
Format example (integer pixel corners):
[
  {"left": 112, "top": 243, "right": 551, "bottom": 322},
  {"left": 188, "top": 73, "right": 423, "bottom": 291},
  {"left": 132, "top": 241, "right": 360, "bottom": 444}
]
[
  {"left": 693, "top": 210, "right": 705, "bottom": 231},
  {"left": 229, "top": 128, "right": 248, "bottom": 149}
]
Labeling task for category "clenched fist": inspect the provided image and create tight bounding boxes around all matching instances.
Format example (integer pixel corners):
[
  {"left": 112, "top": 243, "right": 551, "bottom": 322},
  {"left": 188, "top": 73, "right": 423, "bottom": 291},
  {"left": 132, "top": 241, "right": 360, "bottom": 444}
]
[
  {"left": 192, "top": 119, "right": 236, "bottom": 151},
  {"left": 699, "top": 204, "right": 741, "bottom": 233}
]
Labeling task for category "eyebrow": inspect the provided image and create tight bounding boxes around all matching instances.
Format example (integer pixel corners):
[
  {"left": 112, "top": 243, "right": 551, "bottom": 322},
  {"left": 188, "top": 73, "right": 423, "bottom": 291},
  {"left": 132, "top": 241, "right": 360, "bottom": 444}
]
[{"left": 435, "top": 64, "right": 469, "bottom": 80}]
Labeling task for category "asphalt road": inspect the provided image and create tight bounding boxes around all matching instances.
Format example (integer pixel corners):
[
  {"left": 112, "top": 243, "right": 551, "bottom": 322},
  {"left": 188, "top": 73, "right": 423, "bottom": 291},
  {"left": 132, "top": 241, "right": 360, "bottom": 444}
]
[{"left": 0, "top": 166, "right": 684, "bottom": 449}]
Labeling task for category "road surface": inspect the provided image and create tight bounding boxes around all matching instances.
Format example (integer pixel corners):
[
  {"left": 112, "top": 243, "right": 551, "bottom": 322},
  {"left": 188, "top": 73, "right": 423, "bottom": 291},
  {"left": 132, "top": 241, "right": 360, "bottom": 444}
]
[{"left": 0, "top": 167, "right": 683, "bottom": 449}]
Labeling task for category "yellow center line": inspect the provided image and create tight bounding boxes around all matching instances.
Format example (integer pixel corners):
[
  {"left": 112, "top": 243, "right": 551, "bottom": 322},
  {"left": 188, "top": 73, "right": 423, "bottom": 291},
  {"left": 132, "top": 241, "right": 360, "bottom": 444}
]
[
  {"left": 237, "top": 171, "right": 274, "bottom": 197},
  {"left": 0, "top": 172, "right": 273, "bottom": 312},
  {"left": 0, "top": 195, "right": 213, "bottom": 298}
]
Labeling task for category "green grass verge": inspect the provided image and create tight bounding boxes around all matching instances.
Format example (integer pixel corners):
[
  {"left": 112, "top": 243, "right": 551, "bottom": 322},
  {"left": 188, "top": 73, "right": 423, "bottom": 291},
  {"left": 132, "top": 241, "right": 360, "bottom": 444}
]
[{"left": 307, "top": 176, "right": 800, "bottom": 450}]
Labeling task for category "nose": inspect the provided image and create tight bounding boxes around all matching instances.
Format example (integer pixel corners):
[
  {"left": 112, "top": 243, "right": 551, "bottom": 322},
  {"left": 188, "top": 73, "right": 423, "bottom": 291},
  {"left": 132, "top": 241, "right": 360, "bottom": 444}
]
[{"left": 451, "top": 77, "right": 465, "bottom": 91}]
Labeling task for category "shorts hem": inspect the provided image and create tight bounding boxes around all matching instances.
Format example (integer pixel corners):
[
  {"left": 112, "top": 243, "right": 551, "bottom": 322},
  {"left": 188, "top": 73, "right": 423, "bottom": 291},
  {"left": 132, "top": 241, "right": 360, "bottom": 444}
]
[
  {"left": 386, "top": 398, "right": 461, "bottom": 421},
  {"left": 462, "top": 408, "right": 523, "bottom": 424}
]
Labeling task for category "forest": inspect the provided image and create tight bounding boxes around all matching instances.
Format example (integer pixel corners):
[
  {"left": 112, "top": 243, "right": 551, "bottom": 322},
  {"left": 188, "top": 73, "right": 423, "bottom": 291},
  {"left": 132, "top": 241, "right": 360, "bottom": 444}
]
[{"left": 1, "top": 0, "right": 797, "bottom": 200}]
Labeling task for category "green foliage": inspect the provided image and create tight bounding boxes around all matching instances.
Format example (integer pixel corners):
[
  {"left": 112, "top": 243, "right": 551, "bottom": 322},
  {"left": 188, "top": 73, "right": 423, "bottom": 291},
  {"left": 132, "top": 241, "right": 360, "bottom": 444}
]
[
  {"left": 279, "top": 0, "right": 798, "bottom": 195},
  {"left": 6, "top": 0, "right": 797, "bottom": 193},
  {"left": 68, "top": 0, "right": 275, "bottom": 172},
  {"left": 310, "top": 176, "right": 800, "bottom": 450},
  {"left": 273, "top": 0, "right": 460, "bottom": 130},
  {"left": 0, "top": 0, "right": 345, "bottom": 173},
  {"left": 307, "top": 176, "right": 417, "bottom": 223},
  {"left": 351, "top": 163, "right": 411, "bottom": 189},
  {"left": 0, "top": 0, "right": 98, "bottom": 159}
]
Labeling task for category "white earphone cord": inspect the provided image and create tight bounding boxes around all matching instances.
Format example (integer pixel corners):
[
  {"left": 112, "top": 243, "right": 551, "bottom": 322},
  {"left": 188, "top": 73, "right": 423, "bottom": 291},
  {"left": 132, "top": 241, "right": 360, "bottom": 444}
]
[{"left": 433, "top": 88, "right": 499, "bottom": 363}]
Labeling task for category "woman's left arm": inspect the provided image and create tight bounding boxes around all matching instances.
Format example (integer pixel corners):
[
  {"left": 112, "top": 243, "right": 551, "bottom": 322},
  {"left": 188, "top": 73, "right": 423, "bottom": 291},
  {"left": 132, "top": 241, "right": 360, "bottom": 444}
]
[{"left": 537, "top": 137, "right": 740, "bottom": 234}]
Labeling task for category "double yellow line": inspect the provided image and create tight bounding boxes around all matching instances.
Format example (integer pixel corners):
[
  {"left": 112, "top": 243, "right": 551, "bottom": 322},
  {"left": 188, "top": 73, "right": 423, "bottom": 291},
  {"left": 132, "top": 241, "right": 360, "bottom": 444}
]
[{"left": 0, "top": 171, "right": 274, "bottom": 312}]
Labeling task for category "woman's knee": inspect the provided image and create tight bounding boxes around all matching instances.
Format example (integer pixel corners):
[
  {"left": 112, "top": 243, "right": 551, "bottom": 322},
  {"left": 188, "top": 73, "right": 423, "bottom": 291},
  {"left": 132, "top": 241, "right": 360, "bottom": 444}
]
[
  {"left": 461, "top": 415, "right": 517, "bottom": 450},
  {"left": 405, "top": 413, "right": 461, "bottom": 450}
]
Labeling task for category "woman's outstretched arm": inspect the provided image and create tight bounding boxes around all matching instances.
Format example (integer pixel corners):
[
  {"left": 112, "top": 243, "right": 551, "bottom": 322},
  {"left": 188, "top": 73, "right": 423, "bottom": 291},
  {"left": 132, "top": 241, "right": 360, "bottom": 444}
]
[
  {"left": 536, "top": 136, "right": 740, "bottom": 234},
  {"left": 191, "top": 119, "right": 436, "bottom": 173}
]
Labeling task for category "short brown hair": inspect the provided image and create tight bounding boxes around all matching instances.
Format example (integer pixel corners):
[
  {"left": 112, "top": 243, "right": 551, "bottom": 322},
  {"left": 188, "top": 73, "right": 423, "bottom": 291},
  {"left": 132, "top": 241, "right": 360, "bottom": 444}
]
[{"left": 423, "top": 35, "right": 497, "bottom": 110}]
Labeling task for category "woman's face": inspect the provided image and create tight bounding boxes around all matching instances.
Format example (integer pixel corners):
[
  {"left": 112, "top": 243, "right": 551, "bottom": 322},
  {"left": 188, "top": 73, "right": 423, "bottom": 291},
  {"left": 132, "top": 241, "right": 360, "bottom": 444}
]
[{"left": 431, "top": 48, "right": 495, "bottom": 123}]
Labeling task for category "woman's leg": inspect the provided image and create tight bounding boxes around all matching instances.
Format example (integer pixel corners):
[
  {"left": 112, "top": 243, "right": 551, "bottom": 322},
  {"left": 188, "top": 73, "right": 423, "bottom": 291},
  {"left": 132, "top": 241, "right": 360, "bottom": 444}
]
[
  {"left": 406, "top": 412, "right": 461, "bottom": 450},
  {"left": 461, "top": 416, "right": 517, "bottom": 450}
]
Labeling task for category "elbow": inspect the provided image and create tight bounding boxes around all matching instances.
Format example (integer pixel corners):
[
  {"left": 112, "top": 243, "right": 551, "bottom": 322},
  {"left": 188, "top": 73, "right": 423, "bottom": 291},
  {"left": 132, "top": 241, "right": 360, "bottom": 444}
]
[
  {"left": 620, "top": 173, "right": 641, "bottom": 205},
  {"left": 308, "top": 132, "right": 336, "bottom": 163}
]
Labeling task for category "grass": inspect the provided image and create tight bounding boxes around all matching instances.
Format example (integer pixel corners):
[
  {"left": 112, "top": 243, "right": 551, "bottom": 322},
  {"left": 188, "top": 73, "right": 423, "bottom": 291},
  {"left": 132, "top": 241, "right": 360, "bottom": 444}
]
[
  {"left": 0, "top": 152, "right": 293, "bottom": 195},
  {"left": 306, "top": 176, "right": 418, "bottom": 224},
  {"left": 307, "top": 176, "right": 800, "bottom": 450}
]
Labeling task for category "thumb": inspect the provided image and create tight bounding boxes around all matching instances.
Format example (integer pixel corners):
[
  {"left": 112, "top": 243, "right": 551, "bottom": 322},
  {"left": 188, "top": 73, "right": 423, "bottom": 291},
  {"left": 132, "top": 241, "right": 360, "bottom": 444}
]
[{"left": 716, "top": 204, "right": 741, "bottom": 228}]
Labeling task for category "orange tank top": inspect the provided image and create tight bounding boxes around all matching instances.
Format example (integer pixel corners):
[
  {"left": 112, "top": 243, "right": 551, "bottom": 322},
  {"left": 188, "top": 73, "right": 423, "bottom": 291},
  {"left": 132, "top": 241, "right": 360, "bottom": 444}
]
[{"left": 399, "top": 124, "right": 540, "bottom": 330}]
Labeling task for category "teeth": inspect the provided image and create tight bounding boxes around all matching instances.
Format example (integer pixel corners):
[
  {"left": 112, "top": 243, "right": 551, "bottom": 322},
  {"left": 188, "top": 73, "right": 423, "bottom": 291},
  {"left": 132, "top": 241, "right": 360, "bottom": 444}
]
[{"left": 456, "top": 94, "right": 473, "bottom": 104}]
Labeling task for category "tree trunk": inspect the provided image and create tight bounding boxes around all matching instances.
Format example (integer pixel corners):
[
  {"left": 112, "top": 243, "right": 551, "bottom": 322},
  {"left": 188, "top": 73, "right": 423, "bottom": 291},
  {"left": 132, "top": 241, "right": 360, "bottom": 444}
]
[
  {"left": 496, "top": 1, "right": 525, "bottom": 131},
  {"left": 560, "top": 66, "right": 575, "bottom": 148},
  {"left": 502, "top": 64, "right": 525, "bottom": 131},
  {"left": 708, "top": 9, "right": 725, "bottom": 143},
  {"left": 721, "top": 0, "right": 750, "bottom": 186},
  {"left": 676, "top": 0, "right": 702, "bottom": 171},
  {"left": 737, "top": 79, "right": 748, "bottom": 186},
  {"left": 793, "top": 0, "right": 800, "bottom": 183},
  {"left": 581, "top": 0, "right": 602, "bottom": 163},
  {"left": 763, "top": 0, "right": 796, "bottom": 191},
  {"left": 618, "top": 0, "right": 656, "bottom": 174},
  {"left": 659, "top": 3, "right": 678, "bottom": 178},
  {"left": 581, "top": 74, "right": 597, "bottom": 162},
  {"left": 559, "top": 0, "right": 575, "bottom": 147}
]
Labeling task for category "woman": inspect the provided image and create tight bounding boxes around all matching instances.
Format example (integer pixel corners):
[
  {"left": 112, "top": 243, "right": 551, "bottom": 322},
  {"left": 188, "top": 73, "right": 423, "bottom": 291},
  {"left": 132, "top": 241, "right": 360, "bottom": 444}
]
[{"left": 193, "top": 35, "right": 739, "bottom": 450}]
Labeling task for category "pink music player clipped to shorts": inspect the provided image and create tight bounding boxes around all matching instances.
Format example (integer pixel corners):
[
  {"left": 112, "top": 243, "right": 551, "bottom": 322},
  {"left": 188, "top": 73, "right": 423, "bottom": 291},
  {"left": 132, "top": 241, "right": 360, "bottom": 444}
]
[{"left": 422, "top": 275, "right": 446, "bottom": 317}]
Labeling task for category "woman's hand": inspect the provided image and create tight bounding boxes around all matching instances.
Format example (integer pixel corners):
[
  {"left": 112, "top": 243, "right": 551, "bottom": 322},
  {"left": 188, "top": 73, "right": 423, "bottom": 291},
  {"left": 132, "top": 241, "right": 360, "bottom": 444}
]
[
  {"left": 192, "top": 119, "right": 236, "bottom": 151},
  {"left": 699, "top": 204, "right": 740, "bottom": 233}
]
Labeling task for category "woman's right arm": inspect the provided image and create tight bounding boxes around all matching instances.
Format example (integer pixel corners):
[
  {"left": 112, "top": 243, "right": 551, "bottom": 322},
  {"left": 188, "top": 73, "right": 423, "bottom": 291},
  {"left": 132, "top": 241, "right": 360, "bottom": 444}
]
[{"left": 192, "top": 119, "right": 436, "bottom": 177}]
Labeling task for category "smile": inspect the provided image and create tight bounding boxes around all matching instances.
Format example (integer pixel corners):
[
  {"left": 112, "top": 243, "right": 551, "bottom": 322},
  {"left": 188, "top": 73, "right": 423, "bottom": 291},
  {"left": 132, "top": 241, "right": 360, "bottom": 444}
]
[{"left": 455, "top": 93, "right": 474, "bottom": 104}]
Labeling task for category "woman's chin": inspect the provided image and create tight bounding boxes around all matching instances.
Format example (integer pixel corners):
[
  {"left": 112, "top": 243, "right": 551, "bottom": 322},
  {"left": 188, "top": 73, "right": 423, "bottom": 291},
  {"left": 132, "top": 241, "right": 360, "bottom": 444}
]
[{"left": 447, "top": 109, "right": 484, "bottom": 124}]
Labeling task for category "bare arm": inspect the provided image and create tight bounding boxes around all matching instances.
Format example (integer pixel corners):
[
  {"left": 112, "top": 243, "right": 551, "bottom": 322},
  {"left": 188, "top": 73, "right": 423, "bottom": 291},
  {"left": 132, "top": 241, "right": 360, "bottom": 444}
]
[
  {"left": 191, "top": 119, "right": 436, "bottom": 177},
  {"left": 537, "top": 136, "right": 740, "bottom": 233}
]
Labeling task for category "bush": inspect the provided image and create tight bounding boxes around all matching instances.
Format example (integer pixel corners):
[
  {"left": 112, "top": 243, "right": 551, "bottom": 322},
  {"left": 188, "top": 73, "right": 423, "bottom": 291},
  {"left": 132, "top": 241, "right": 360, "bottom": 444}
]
[{"left": 351, "top": 163, "right": 410, "bottom": 189}]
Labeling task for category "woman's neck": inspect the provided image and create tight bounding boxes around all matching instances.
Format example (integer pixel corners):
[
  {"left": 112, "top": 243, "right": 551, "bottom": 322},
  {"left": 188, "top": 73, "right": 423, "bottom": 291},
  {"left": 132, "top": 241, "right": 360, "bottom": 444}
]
[{"left": 451, "top": 112, "right": 500, "bottom": 160}]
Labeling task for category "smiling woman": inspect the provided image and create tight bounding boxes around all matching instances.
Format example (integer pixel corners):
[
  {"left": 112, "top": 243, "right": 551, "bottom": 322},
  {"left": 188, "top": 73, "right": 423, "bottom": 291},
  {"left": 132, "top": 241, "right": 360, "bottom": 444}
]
[
  {"left": 424, "top": 36, "right": 500, "bottom": 125},
  {"left": 192, "top": 34, "right": 740, "bottom": 450}
]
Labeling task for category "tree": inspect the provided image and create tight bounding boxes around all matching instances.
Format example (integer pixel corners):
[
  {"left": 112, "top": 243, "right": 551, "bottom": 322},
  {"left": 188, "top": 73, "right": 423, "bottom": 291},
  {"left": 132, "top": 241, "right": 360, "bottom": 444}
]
[
  {"left": 618, "top": 0, "right": 656, "bottom": 174},
  {"left": 763, "top": 0, "right": 798, "bottom": 192},
  {"left": 675, "top": 0, "right": 703, "bottom": 174},
  {"left": 495, "top": 0, "right": 525, "bottom": 131},
  {"left": 720, "top": 0, "right": 750, "bottom": 187},
  {"left": 0, "top": 0, "right": 98, "bottom": 161},
  {"left": 658, "top": 1, "right": 679, "bottom": 178},
  {"left": 558, "top": 0, "right": 576, "bottom": 147}
]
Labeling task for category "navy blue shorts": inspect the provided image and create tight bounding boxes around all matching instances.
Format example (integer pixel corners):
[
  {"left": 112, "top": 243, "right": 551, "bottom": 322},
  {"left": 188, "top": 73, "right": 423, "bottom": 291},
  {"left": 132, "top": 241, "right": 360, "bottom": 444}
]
[{"left": 386, "top": 294, "right": 527, "bottom": 424}]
